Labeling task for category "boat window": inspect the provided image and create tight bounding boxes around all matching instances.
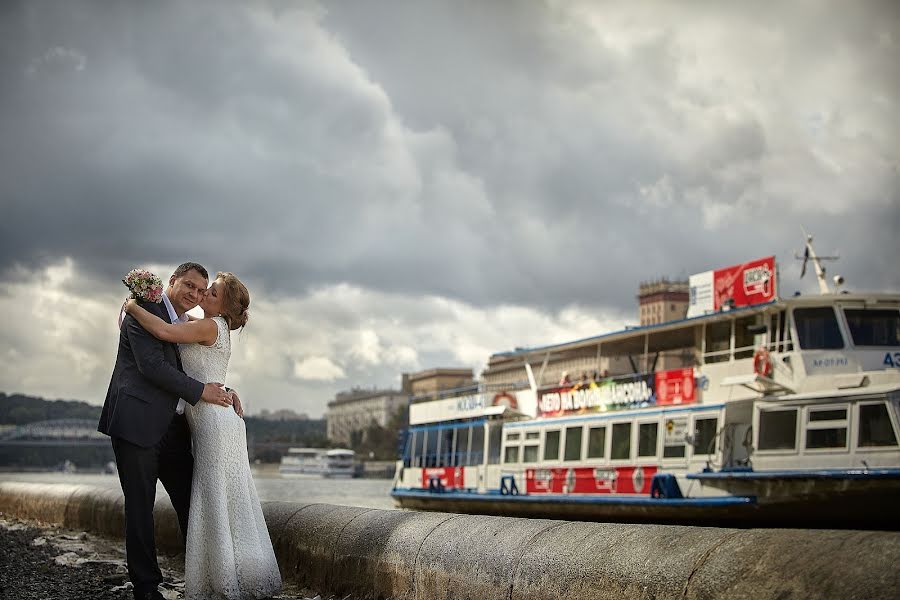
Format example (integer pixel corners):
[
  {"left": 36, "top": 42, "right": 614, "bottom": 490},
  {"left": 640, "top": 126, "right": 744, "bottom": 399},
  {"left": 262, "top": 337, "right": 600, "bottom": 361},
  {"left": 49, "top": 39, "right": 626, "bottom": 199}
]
[
  {"left": 543, "top": 430, "right": 561, "bottom": 461},
  {"left": 406, "top": 431, "right": 417, "bottom": 467},
  {"left": 663, "top": 417, "right": 688, "bottom": 458},
  {"left": 434, "top": 430, "right": 442, "bottom": 466},
  {"left": 487, "top": 425, "right": 503, "bottom": 465},
  {"left": 809, "top": 408, "right": 847, "bottom": 421},
  {"left": 704, "top": 321, "right": 731, "bottom": 363},
  {"left": 587, "top": 426, "right": 606, "bottom": 459},
  {"left": 438, "top": 428, "right": 454, "bottom": 467},
  {"left": 506, "top": 432, "right": 521, "bottom": 441},
  {"left": 734, "top": 316, "right": 758, "bottom": 360},
  {"left": 523, "top": 445, "right": 539, "bottom": 463},
  {"left": 611, "top": 423, "right": 632, "bottom": 460},
  {"left": 638, "top": 422, "right": 658, "bottom": 457},
  {"left": 564, "top": 426, "right": 583, "bottom": 461},
  {"left": 694, "top": 417, "right": 719, "bottom": 455},
  {"left": 794, "top": 307, "right": 843, "bottom": 349},
  {"left": 844, "top": 309, "right": 900, "bottom": 347},
  {"left": 418, "top": 431, "right": 428, "bottom": 468},
  {"left": 805, "top": 406, "right": 848, "bottom": 450},
  {"left": 858, "top": 403, "right": 898, "bottom": 447},
  {"left": 424, "top": 430, "right": 438, "bottom": 467},
  {"left": 450, "top": 428, "right": 459, "bottom": 465},
  {"left": 775, "top": 310, "right": 793, "bottom": 352},
  {"left": 758, "top": 409, "right": 797, "bottom": 451},
  {"left": 467, "top": 425, "right": 485, "bottom": 466},
  {"left": 504, "top": 445, "right": 520, "bottom": 464},
  {"left": 525, "top": 431, "right": 540, "bottom": 440},
  {"left": 663, "top": 443, "right": 686, "bottom": 458},
  {"left": 454, "top": 427, "right": 469, "bottom": 466}
]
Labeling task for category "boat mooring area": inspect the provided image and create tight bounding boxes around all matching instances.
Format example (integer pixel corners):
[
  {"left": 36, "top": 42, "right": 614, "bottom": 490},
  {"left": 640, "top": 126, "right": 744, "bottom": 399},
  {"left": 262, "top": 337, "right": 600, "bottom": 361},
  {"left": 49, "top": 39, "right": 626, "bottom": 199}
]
[{"left": 1, "top": 481, "right": 898, "bottom": 599}]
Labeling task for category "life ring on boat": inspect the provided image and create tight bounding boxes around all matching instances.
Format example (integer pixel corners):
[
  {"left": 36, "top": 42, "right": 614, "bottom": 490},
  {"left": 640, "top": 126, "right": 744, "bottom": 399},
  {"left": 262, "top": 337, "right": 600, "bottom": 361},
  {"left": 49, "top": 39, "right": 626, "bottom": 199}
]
[
  {"left": 753, "top": 347, "right": 772, "bottom": 377},
  {"left": 492, "top": 392, "right": 518, "bottom": 410}
]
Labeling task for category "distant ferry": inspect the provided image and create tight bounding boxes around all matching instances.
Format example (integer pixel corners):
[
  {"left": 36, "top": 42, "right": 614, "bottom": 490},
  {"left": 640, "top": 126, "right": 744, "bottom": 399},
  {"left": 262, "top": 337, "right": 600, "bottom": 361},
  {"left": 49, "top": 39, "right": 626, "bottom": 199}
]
[
  {"left": 391, "top": 236, "right": 900, "bottom": 528},
  {"left": 279, "top": 447, "right": 355, "bottom": 478}
]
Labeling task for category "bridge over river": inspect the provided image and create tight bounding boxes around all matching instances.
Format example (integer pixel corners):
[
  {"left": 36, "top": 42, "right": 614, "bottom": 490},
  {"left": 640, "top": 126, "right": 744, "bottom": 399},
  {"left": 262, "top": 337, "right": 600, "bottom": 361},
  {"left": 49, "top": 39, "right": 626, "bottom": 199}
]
[
  {"left": 0, "top": 419, "right": 109, "bottom": 446},
  {"left": 0, "top": 419, "right": 299, "bottom": 456},
  {"left": 0, "top": 419, "right": 304, "bottom": 471}
]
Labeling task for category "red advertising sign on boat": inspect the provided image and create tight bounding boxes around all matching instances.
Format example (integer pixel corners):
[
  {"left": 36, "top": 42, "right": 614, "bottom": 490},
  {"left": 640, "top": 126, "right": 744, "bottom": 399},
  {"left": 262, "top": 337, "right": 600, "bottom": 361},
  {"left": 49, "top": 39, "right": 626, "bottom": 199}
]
[
  {"left": 688, "top": 255, "right": 777, "bottom": 317},
  {"left": 655, "top": 368, "right": 696, "bottom": 406},
  {"left": 525, "top": 466, "right": 658, "bottom": 495},
  {"left": 715, "top": 255, "right": 776, "bottom": 310},
  {"left": 422, "top": 467, "right": 464, "bottom": 490}
]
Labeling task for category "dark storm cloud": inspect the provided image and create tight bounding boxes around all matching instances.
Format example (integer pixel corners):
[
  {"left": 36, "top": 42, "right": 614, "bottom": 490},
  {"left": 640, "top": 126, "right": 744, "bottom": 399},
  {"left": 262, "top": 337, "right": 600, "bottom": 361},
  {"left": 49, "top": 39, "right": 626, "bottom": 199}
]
[
  {"left": 1, "top": 0, "right": 898, "bottom": 313},
  {"left": 2, "top": 0, "right": 899, "bottom": 414},
  {"left": 319, "top": 0, "right": 900, "bottom": 303}
]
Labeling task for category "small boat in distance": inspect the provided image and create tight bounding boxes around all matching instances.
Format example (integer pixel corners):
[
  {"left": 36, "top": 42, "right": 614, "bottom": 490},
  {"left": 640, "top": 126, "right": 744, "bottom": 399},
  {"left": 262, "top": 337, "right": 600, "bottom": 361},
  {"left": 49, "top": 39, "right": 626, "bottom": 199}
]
[{"left": 279, "top": 447, "right": 356, "bottom": 478}]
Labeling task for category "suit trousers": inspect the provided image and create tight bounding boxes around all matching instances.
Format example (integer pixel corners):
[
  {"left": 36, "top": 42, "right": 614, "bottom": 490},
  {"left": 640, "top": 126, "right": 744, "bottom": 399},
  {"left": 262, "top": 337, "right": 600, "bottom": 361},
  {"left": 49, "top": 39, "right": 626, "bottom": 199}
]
[{"left": 111, "top": 413, "right": 193, "bottom": 594}]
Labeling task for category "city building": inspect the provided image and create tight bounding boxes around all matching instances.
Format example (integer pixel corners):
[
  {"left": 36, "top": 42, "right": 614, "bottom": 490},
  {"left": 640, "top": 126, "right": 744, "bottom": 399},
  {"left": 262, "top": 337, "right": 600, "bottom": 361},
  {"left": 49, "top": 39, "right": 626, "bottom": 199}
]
[
  {"left": 325, "top": 387, "right": 408, "bottom": 446},
  {"left": 405, "top": 367, "right": 474, "bottom": 403},
  {"left": 638, "top": 278, "right": 689, "bottom": 326}
]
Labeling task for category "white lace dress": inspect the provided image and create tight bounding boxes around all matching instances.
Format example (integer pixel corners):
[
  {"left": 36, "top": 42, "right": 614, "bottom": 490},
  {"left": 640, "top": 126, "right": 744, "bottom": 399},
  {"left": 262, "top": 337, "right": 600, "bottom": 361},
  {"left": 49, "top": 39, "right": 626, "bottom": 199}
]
[{"left": 180, "top": 316, "right": 281, "bottom": 600}]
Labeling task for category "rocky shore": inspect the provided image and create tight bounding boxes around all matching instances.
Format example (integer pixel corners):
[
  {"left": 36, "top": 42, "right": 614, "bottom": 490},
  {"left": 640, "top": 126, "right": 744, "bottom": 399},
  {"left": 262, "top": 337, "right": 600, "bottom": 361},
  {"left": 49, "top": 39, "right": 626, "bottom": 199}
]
[
  {"left": 1, "top": 518, "right": 140, "bottom": 599},
  {"left": 0, "top": 518, "right": 322, "bottom": 600}
]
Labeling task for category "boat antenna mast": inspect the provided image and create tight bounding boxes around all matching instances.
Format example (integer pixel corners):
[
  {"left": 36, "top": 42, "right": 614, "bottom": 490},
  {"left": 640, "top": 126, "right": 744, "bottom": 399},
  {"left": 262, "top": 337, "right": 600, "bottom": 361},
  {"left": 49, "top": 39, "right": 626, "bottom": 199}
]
[{"left": 796, "top": 227, "right": 840, "bottom": 294}]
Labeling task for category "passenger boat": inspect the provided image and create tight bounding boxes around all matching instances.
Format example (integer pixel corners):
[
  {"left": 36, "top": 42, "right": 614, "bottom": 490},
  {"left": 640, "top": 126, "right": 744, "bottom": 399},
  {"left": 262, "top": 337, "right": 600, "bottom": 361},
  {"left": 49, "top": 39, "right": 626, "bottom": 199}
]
[
  {"left": 391, "top": 236, "right": 900, "bottom": 528},
  {"left": 279, "top": 447, "right": 355, "bottom": 478}
]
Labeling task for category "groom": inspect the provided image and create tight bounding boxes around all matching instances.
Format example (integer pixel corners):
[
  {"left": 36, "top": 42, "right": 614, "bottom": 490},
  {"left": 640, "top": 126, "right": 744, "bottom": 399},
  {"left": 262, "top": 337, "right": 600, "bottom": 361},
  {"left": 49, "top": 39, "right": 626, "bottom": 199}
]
[{"left": 99, "top": 262, "right": 234, "bottom": 600}]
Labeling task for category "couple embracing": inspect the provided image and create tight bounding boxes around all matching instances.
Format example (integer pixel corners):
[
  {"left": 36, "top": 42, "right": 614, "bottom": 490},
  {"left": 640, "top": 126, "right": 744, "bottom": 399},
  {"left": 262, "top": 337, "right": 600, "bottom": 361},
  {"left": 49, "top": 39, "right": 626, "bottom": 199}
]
[{"left": 98, "top": 262, "right": 281, "bottom": 600}]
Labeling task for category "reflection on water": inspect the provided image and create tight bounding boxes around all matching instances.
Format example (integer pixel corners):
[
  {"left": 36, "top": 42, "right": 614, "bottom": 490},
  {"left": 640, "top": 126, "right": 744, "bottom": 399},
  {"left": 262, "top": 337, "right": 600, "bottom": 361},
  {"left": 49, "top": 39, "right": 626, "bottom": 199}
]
[{"left": 0, "top": 470, "right": 396, "bottom": 510}]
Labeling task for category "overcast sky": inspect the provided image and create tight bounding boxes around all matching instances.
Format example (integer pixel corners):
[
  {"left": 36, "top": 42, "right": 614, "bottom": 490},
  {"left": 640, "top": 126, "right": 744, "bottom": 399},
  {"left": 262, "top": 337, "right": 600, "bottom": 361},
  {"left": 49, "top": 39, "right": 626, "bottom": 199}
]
[{"left": 1, "top": 1, "right": 898, "bottom": 417}]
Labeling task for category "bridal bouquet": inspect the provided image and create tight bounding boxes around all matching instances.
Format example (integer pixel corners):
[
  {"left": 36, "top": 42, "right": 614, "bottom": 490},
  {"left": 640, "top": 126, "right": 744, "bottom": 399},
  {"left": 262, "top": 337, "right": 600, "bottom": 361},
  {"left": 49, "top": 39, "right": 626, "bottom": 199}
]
[{"left": 122, "top": 268, "right": 164, "bottom": 303}]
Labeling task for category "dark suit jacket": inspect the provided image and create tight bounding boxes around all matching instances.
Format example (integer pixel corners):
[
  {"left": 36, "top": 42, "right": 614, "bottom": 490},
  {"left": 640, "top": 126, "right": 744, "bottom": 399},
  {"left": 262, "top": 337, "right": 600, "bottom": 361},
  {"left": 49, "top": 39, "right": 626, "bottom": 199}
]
[{"left": 98, "top": 300, "right": 204, "bottom": 448}]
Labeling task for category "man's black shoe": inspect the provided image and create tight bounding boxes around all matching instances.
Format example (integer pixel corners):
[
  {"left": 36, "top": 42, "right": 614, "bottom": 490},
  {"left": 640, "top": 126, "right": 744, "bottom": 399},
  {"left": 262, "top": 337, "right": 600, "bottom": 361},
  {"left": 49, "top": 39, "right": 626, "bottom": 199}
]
[{"left": 133, "top": 589, "right": 165, "bottom": 600}]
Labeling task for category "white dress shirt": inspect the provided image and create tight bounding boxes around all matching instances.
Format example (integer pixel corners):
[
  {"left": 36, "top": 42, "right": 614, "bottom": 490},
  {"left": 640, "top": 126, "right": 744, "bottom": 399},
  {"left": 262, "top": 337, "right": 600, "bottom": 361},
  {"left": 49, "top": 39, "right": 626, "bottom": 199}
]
[{"left": 161, "top": 292, "right": 190, "bottom": 415}]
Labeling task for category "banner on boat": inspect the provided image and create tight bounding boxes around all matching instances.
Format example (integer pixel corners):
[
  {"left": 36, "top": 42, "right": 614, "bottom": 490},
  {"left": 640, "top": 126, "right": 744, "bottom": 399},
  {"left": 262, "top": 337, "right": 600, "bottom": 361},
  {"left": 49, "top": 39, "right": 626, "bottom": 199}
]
[
  {"left": 410, "top": 389, "right": 536, "bottom": 425},
  {"left": 525, "top": 465, "right": 658, "bottom": 495},
  {"left": 687, "top": 255, "right": 777, "bottom": 317},
  {"left": 537, "top": 368, "right": 696, "bottom": 417},
  {"left": 655, "top": 367, "right": 696, "bottom": 405},
  {"left": 422, "top": 466, "right": 464, "bottom": 490}
]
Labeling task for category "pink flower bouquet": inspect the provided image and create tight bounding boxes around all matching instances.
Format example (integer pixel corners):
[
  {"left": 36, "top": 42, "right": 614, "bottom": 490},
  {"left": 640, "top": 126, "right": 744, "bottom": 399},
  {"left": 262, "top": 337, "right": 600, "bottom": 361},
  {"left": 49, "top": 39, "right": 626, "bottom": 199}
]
[{"left": 122, "top": 268, "right": 164, "bottom": 303}]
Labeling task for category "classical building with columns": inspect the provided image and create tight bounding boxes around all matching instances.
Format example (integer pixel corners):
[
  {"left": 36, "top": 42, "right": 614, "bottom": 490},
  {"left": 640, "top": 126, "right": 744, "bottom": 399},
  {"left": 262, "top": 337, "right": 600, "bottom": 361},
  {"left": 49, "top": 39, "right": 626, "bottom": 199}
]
[{"left": 325, "top": 368, "right": 475, "bottom": 445}]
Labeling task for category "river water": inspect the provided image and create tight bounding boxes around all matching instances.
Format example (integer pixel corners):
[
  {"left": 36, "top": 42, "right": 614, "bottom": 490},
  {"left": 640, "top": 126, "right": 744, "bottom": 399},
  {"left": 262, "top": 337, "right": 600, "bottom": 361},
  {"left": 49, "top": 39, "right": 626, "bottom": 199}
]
[{"left": 0, "top": 469, "right": 397, "bottom": 510}]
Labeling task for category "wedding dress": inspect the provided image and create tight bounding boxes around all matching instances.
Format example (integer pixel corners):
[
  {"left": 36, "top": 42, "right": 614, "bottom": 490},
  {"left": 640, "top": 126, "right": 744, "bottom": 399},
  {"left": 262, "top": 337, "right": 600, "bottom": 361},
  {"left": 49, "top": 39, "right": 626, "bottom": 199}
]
[{"left": 180, "top": 316, "right": 281, "bottom": 600}]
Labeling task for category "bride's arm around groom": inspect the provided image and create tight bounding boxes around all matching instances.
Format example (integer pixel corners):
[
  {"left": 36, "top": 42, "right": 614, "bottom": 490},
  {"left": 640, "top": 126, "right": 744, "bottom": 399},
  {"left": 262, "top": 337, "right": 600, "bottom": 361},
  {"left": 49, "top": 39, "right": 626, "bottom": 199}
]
[{"left": 101, "top": 300, "right": 230, "bottom": 446}]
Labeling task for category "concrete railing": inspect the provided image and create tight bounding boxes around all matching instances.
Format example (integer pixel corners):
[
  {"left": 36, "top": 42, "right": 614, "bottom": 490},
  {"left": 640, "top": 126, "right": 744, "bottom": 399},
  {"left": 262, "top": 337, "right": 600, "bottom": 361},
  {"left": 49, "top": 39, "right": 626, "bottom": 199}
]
[{"left": 1, "top": 481, "right": 899, "bottom": 599}]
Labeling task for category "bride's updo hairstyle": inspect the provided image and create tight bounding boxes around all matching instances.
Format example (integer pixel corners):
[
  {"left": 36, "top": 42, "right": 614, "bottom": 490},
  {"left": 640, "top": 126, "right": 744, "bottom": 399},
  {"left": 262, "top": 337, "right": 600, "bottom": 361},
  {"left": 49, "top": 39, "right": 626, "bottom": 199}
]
[{"left": 217, "top": 272, "right": 250, "bottom": 331}]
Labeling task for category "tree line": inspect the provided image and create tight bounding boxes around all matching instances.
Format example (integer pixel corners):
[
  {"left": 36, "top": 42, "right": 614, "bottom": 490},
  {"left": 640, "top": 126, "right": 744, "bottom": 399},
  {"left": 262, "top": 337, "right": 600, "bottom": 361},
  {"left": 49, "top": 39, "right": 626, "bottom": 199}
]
[
  {"left": 0, "top": 392, "right": 407, "bottom": 465},
  {"left": 0, "top": 392, "right": 101, "bottom": 424},
  {"left": 0, "top": 392, "right": 329, "bottom": 468}
]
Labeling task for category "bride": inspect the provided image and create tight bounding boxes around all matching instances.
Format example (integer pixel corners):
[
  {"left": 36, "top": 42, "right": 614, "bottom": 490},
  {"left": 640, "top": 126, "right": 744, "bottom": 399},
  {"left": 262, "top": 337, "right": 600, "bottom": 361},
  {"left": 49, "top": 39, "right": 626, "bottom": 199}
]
[{"left": 125, "top": 272, "right": 281, "bottom": 600}]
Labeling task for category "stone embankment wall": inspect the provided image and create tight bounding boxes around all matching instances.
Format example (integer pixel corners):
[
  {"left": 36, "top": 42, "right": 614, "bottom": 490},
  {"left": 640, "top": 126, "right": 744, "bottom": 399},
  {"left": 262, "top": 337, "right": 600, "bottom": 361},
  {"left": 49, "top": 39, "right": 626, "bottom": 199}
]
[{"left": 1, "top": 481, "right": 898, "bottom": 599}]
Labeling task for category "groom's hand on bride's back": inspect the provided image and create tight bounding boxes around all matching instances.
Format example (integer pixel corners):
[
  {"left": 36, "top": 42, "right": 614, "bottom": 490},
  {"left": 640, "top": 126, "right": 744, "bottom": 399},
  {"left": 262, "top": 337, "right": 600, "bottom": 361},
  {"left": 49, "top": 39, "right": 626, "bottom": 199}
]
[{"left": 201, "top": 383, "right": 231, "bottom": 407}]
